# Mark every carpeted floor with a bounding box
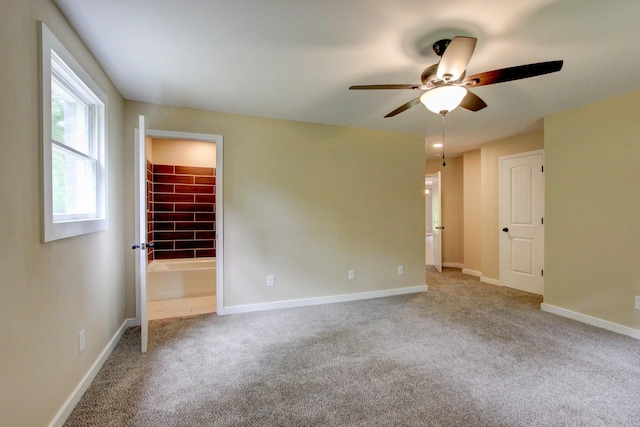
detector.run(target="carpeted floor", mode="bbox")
[65,268,640,426]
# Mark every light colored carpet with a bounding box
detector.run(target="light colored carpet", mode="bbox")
[65,268,640,426]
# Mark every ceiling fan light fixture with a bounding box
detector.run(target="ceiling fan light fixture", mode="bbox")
[420,86,468,114]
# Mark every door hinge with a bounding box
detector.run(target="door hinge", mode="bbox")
[541,217,544,225]
[541,165,544,173]
[541,269,544,277]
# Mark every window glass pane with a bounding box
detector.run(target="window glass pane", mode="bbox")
[52,144,97,219]
[51,78,91,156]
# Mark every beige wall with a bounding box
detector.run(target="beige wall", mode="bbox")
[462,149,482,273]
[479,130,544,281]
[150,139,216,167]
[545,90,640,331]
[0,1,127,426]
[426,156,464,265]
[125,101,426,309]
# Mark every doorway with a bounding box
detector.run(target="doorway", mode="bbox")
[425,177,433,265]
[134,118,223,353]
[146,138,217,320]
[425,172,442,272]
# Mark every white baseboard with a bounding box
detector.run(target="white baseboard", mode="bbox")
[541,303,640,340]
[49,318,137,427]
[218,285,428,315]
[480,276,500,286]
[443,262,464,269]
[441,266,501,286]
[462,269,481,277]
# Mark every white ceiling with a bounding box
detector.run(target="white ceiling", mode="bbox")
[53,0,640,158]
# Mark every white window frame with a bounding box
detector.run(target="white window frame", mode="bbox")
[40,22,108,242]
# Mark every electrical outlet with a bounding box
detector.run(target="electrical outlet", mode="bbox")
[635,296,640,310]
[267,275,275,287]
[348,270,355,280]
[397,265,404,275]
[78,330,85,352]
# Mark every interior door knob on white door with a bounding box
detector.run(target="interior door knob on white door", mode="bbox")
[502,227,509,232]
[131,242,154,250]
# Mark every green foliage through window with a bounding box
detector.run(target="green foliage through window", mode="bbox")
[51,92,65,143]
[52,151,65,214]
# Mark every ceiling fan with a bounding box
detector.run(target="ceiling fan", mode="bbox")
[349,36,563,117]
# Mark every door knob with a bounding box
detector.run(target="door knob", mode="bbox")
[502,227,509,232]
[131,243,149,250]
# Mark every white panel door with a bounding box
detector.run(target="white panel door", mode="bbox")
[499,151,544,295]
[133,115,149,353]
[432,172,442,273]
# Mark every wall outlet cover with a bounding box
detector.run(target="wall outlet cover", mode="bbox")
[635,295,640,310]
[78,329,86,352]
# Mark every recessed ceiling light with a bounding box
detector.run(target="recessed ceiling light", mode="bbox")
[433,143,443,148]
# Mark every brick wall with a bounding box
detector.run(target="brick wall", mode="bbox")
[147,163,216,260]
[146,160,154,261]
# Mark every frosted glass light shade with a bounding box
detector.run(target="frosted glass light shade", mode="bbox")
[420,86,468,114]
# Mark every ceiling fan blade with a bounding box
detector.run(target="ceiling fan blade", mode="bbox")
[459,90,487,112]
[463,60,563,87]
[384,96,422,118]
[437,36,477,81]
[349,84,427,90]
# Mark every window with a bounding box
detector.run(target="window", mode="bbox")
[40,22,108,241]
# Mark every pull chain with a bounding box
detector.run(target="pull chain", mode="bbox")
[441,113,446,167]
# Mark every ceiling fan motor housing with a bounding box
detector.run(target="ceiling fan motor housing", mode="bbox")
[432,39,451,57]
[420,64,439,85]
